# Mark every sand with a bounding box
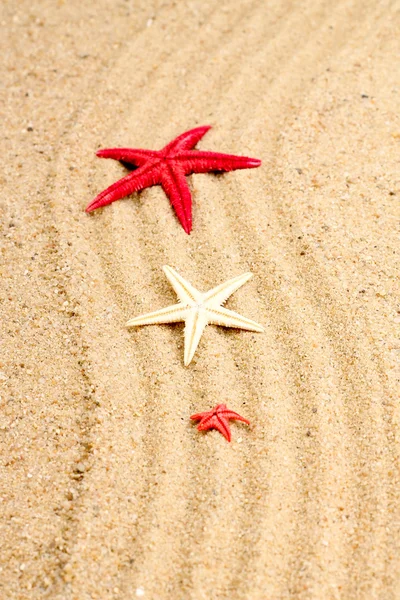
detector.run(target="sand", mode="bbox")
[1,0,399,598]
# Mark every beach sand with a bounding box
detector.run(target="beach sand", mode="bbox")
[1,1,399,598]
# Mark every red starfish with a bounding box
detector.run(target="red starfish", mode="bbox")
[190,403,250,442]
[86,125,261,234]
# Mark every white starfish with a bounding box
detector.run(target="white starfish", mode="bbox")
[127,266,264,366]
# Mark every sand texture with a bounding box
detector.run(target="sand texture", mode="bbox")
[1,0,399,598]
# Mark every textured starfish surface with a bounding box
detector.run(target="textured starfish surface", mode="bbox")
[86,125,261,233]
[127,266,264,366]
[190,403,250,442]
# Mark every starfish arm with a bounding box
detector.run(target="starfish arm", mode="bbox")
[203,272,253,306]
[214,416,232,441]
[126,303,188,327]
[163,266,201,305]
[160,164,193,234]
[176,150,261,174]
[96,148,160,166]
[221,410,250,425]
[190,410,212,422]
[163,125,211,154]
[184,310,208,366]
[86,164,160,212]
[206,305,264,332]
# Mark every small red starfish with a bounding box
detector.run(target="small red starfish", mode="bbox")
[86,125,261,234]
[190,403,250,442]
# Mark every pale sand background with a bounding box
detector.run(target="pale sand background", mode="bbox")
[1,1,399,598]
